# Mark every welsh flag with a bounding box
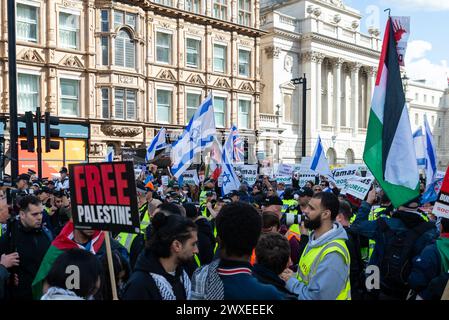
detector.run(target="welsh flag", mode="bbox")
[32,221,105,299]
[363,17,419,208]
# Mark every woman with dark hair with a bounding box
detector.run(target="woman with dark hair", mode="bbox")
[41,249,102,300]
[97,250,130,300]
[122,212,198,300]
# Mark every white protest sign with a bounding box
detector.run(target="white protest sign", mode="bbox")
[343,176,374,200]
[275,175,292,185]
[432,167,449,219]
[161,175,169,186]
[260,166,274,178]
[278,163,293,176]
[436,171,446,180]
[217,174,223,187]
[332,165,360,189]
[293,164,302,173]
[299,170,317,187]
[236,164,258,185]
[182,170,199,186]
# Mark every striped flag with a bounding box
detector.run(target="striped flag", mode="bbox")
[104,148,114,162]
[424,115,437,191]
[146,127,167,162]
[231,125,244,164]
[363,17,419,208]
[221,128,241,195]
[413,127,426,168]
[310,136,334,182]
[171,95,216,178]
[206,137,223,180]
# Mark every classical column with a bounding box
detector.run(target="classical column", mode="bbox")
[350,63,361,136]
[46,0,56,49]
[316,54,325,131]
[86,1,96,69]
[46,68,57,113]
[366,66,377,127]
[333,58,343,133]
[300,51,319,153]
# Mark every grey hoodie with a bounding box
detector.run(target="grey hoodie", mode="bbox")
[286,222,350,300]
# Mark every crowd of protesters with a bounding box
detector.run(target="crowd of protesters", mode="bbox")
[0,163,448,301]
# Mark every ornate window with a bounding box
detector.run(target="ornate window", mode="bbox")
[115,30,135,68]
[213,0,227,20]
[238,0,251,26]
[17,3,38,43]
[18,73,39,113]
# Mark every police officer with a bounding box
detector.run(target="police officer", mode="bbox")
[55,167,69,192]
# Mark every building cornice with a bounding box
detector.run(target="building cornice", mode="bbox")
[116,0,267,37]
[301,33,380,59]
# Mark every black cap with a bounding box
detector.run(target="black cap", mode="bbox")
[59,167,68,174]
[18,173,31,182]
[298,187,314,198]
[27,169,36,175]
[402,196,421,209]
[263,196,283,206]
[167,191,180,198]
[136,181,147,194]
[226,190,240,198]
[172,183,180,189]
[205,191,215,197]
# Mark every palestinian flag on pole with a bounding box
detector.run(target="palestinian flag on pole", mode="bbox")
[363,17,419,208]
[32,221,105,300]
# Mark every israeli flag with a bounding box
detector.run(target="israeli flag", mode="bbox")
[171,95,216,178]
[310,136,334,182]
[221,129,241,195]
[146,127,167,162]
[424,115,437,191]
[104,148,114,162]
[413,127,426,169]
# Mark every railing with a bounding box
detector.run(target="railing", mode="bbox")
[260,113,278,123]
[340,127,352,133]
[321,124,334,131]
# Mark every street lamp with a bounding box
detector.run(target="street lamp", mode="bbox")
[291,74,307,157]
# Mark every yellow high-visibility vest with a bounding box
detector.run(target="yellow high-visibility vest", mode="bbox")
[297,239,351,300]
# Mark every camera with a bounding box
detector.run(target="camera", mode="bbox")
[281,212,306,227]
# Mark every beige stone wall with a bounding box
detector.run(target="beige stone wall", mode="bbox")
[0,0,262,163]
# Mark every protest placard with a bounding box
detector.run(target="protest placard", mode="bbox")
[332,165,360,189]
[298,170,317,187]
[161,175,169,186]
[236,164,258,185]
[343,176,374,200]
[275,175,292,185]
[260,166,274,178]
[69,161,140,300]
[69,161,140,234]
[432,167,449,219]
[278,163,293,176]
[182,169,199,186]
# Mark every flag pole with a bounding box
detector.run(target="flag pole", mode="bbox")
[104,231,118,300]
[441,279,449,300]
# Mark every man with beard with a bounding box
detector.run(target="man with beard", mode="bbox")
[122,213,198,300]
[280,192,351,300]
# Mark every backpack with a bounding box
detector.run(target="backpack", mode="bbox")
[377,218,435,298]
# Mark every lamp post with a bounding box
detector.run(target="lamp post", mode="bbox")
[291,74,307,157]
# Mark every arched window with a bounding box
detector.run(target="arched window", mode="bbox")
[115,29,135,68]
[345,149,354,164]
[326,148,337,166]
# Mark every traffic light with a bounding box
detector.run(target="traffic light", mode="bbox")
[44,112,60,152]
[19,111,35,152]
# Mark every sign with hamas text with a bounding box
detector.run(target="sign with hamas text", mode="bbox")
[235,164,258,185]
[69,162,140,234]
[343,176,374,200]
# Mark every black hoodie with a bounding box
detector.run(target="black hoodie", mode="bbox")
[121,249,188,300]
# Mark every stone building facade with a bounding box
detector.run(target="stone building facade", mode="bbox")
[0,0,263,175]
[258,0,449,170]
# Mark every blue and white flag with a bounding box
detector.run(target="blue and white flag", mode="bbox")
[146,127,167,162]
[310,136,334,182]
[413,127,426,169]
[104,148,114,162]
[424,115,437,191]
[230,125,244,164]
[171,95,216,179]
[221,129,241,195]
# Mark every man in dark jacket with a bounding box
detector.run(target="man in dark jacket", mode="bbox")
[0,195,52,300]
[351,188,438,299]
[408,217,449,299]
[253,233,297,299]
[122,213,198,300]
[183,203,215,266]
[336,200,366,300]
[191,202,284,300]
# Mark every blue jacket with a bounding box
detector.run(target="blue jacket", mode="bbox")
[408,242,441,297]
[350,201,439,268]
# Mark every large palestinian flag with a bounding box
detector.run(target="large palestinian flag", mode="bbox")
[31,221,105,300]
[363,17,420,208]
